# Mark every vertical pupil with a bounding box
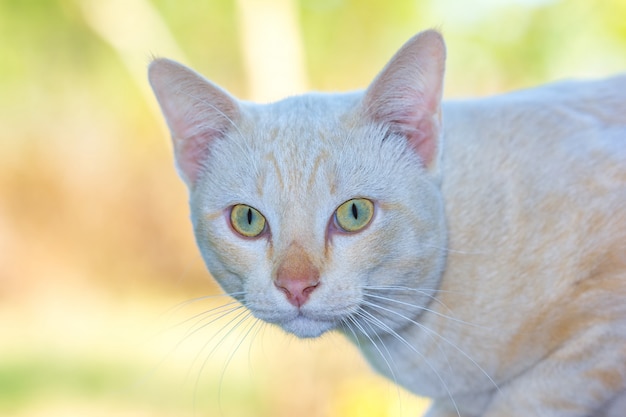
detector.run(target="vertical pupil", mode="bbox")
[351,203,358,219]
[247,208,252,224]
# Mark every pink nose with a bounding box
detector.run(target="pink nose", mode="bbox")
[274,277,319,308]
[274,246,320,308]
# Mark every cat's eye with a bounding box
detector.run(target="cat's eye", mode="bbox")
[335,198,374,233]
[230,204,266,237]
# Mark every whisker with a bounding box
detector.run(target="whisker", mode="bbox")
[339,317,363,351]
[159,291,246,319]
[421,244,488,255]
[191,309,255,414]
[363,291,488,330]
[132,300,244,396]
[356,313,400,377]
[355,307,461,417]
[352,312,408,409]
[220,316,261,383]
[361,299,502,397]
[363,284,470,316]
[364,284,471,295]
[161,300,244,336]
[216,315,261,416]
[345,314,400,391]
[180,303,247,347]
[186,307,251,383]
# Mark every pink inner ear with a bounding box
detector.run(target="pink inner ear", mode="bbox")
[409,116,438,166]
[174,133,213,185]
[169,105,235,185]
[362,30,445,169]
[371,91,441,167]
[148,58,240,187]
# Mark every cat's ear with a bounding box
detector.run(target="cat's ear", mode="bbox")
[148,58,240,187]
[362,30,446,170]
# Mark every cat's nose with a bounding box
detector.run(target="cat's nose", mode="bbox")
[274,246,320,308]
[274,276,319,308]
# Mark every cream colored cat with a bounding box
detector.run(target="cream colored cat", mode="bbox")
[148,30,626,417]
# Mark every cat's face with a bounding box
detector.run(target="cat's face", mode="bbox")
[190,95,446,337]
[149,30,448,339]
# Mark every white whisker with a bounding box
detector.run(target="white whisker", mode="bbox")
[154,292,245,329]
[164,300,244,336]
[355,307,461,417]
[421,244,488,255]
[363,284,469,316]
[138,302,244,390]
[216,316,262,416]
[187,308,251,382]
[352,312,408,409]
[361,298,502,397]
[363,284,471,295]
[363,291,488,330]
[346,314,401,390]
[192,309,255,414]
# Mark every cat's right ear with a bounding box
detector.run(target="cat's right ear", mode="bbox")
[148,58,240,187]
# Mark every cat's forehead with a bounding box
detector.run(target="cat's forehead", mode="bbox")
[244,92,362,144]
[244,103,349,203]
[198,91,418,214]
[234,94,362,188]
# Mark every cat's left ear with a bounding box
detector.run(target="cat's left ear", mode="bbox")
[362,30,446,172]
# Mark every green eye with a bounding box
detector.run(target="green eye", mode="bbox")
[230,204,266,237]
[335,198,374,233]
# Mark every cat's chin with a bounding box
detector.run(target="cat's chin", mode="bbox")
[278,314,337,339]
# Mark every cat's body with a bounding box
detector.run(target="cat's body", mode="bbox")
[378,79,626,416]
[148,31,626,416]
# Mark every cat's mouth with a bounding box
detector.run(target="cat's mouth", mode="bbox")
[280,312,337,338]
[248,294,360,338]
[253,308,339,338]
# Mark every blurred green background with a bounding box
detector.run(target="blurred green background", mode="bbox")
[1,0,625,416]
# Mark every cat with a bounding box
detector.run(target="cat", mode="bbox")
[147,30,626,417]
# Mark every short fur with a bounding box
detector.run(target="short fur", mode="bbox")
[148,30,626,416]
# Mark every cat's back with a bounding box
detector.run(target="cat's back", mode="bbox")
[441,74,626,203]
[440,73,626,317]
[442,73,626,148]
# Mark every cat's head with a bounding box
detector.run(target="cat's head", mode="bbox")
[148,30,448,338]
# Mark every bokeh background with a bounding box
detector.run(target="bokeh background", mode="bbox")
[1,0,625,416]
